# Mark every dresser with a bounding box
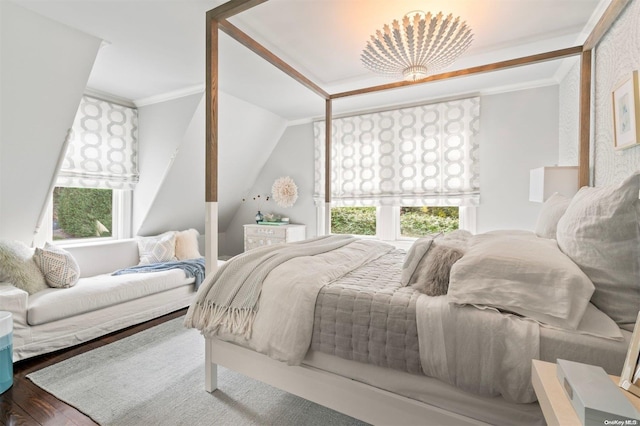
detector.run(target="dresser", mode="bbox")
[243,224,306,251]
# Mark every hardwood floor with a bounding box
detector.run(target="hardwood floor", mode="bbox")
[0,308,188,426]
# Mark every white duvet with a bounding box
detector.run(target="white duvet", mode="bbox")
[209,238,543,403]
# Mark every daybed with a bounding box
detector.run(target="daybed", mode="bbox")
[186,172,640,425]
[0,233,213,361]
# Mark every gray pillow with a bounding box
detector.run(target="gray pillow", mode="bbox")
[400,235,439,286]
[535,193,571,239]
[0,240,49,294]
[411,242,465,296]
[556,171,640,331]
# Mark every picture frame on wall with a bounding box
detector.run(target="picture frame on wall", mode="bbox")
[619,312,640,398]
[612,71,640,150]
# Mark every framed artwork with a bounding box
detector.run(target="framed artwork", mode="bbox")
[619,312,640,397]
[612,71,640,150]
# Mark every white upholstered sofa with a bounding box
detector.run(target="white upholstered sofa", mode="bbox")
[0,238,215,361]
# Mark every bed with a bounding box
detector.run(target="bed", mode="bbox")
[185,171,640,425]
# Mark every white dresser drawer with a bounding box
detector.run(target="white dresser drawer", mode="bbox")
[243,224,306,252]
[245,226,287,239]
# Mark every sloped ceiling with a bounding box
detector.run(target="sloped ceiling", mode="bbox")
[0,1,101,243]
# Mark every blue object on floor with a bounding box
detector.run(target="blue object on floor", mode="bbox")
[0,311,13,394]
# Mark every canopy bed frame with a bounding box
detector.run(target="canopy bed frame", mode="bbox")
[201,1,631,424]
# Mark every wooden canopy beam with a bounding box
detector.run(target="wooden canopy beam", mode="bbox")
[207,0,268,21]
[583,0,631,51]
[218,19,329,99]
[331,46,583,99]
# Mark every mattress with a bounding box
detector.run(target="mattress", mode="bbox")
[304,327,631,426]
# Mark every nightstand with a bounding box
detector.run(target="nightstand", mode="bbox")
[532,360,640,426]
[243,224,306,251]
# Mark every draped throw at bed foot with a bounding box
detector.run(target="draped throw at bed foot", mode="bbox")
[184,235,358,338]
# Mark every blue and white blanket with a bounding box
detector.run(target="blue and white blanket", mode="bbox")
[113,258,206,290]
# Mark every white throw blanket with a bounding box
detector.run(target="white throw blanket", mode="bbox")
[416,295,540,403]
[185,235,357,338]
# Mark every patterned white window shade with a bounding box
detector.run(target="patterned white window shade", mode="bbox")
[314,97,480,206]
[56,96,139,190]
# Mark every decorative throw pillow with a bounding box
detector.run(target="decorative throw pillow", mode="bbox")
[448,232,595,330]
[400,235,439,286]
[411,242,465,296]
[137,232,177,265]
[34,242,80,288]
[0,240,48,294]
[534,193,571,239]
[175,229,201,260]
[556,171,640,331]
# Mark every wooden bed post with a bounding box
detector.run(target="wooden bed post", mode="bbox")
[205,11,219,277]
[324,99,332,235]
[578,50,592,188]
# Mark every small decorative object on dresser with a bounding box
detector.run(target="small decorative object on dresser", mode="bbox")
[254,211,264,224]
[243,224,306,251]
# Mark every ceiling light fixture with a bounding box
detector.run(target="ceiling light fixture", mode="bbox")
[361,11,473,82]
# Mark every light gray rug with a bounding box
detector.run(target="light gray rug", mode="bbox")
[27,317,367,426]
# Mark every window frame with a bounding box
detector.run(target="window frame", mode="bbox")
[36,188,132,246]
[319,204,476,243]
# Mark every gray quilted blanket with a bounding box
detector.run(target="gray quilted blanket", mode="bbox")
[311,249,422,374]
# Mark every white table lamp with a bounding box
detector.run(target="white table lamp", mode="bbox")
[529,166,579,202]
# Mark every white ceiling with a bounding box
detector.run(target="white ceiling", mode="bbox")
[13,0,607,120]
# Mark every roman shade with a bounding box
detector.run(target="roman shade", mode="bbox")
[314,97,480,206]
[56,96,139,190]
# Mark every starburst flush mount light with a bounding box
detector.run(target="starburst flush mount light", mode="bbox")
[361,11,473,82]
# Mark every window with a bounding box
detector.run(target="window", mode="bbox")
[331,207,376,236]
[43,95,138,244]
[314,97,480,239]
[329,205,466,240]
[53,187,113,240]
[399,206,459,237]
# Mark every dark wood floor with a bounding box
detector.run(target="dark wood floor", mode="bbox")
[0,308,187,426]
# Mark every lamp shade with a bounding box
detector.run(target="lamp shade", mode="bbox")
[529,166,579,202]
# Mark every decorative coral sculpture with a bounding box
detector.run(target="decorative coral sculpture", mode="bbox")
[272,176,298,208]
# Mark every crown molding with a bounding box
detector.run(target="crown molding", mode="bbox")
[133,85,205,107]
[84,88,136,108]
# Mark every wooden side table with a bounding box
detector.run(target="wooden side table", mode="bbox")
[532,359,640,426]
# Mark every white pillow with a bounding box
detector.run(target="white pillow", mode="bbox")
[556,171,640,331]
[535,193,571,239]
[137,232,177,265]
[0,240,48,294]
[175,229,201,260]
[34,242,80,288]
[448,232,594,330]
[400,236,437,286]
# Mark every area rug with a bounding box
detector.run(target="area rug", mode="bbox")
[27,317,367,426]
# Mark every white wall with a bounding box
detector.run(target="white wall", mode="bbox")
[592,0,640,185]
[134,90,287,242]
[558,58,580,166]
[0,1,101,243]
[137,95,206,236]
[134,93,203,235]
[223,123,316,256]
[476,85,560,233]
[217,92,287,232]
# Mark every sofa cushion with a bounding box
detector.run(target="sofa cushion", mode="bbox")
[137,232,177,265]
[27,269,194,326]
[0,240,48,294]
[175,229,201,260]
[34,243,80,288]
[64,240,139,278]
